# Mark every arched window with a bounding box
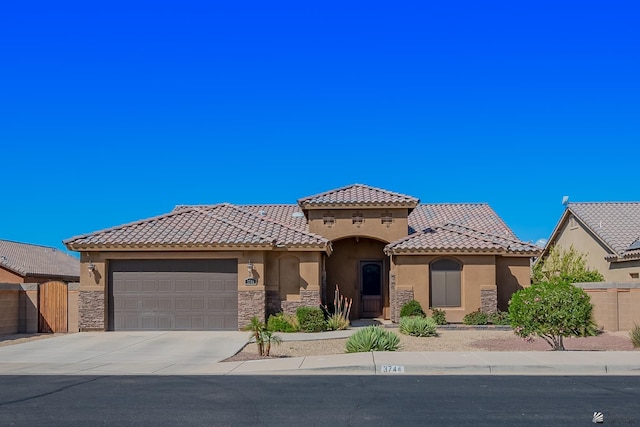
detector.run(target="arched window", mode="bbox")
[430,258,461,307]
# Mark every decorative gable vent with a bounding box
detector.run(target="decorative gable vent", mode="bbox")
[323,213,335,226]
[352,213,364,226]
[381,213,393,226]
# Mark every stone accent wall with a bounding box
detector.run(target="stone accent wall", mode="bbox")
[238,290,266,329]
[281,289,321,315]
[389,272,415,323]
[394,288,415,323]
[266,290,281,318]
[79,290,105,331]
[389,271,397,321]
[480,287,497,314]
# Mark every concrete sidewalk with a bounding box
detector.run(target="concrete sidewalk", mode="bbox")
[0,330,638,375]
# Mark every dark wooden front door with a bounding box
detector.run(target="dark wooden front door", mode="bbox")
[360,261,383,318]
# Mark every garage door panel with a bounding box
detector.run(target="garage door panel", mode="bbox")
[110,260,238,331]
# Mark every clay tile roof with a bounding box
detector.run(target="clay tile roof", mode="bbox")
[65,204,330,251]
[298,184,419,208]
[0,239,80,279]
[567,202,640,261]
[408,203,516,237]
[385,224,541,255]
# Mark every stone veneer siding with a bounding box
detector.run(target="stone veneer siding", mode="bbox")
[390,271,415,323]
[281,289,321,316]
[480,287,497,314]
[238,290,266,329]
[79,290,105,331]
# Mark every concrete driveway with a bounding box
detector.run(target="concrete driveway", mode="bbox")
[0,331,249,375]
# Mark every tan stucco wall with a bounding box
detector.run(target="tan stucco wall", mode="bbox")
[552,214,640,282]
[265,251,322,301]
[392,254,515,323]
[577,284,640,331]
[496,257,531,310]
[0,267,24,283]
[0,288,20,333]
[307,208,409,243]
[325,237,388,319]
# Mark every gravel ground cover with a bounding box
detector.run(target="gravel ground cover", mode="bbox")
[224,329,636,362]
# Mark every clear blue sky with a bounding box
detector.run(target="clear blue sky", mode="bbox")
[2,1,639,255]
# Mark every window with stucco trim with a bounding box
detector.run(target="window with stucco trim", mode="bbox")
[430,258,461,307]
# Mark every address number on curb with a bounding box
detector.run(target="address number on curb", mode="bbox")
[381,365,405,374]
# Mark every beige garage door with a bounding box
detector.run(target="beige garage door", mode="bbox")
[108,259,238,331]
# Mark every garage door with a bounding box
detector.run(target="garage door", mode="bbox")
[108,259,238,331]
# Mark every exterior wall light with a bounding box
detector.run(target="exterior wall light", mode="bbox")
[87,263,96,277]
[247,260,254,278]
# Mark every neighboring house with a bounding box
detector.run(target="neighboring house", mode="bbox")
[541,202,640,282]
[0,239,80,283]
[64,184,540,332]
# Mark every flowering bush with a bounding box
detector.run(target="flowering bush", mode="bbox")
[508,279,597,350]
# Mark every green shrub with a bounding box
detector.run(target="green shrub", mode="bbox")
[463,309,489,325]
[630,324,640,348]
[267,312,299,332]
[509,279,597,350]
[296,306,327,332]
[489,310,510,325]
[400,300,426,318]
[431,308,448,325]
[399,316,437,337]
[345,326,401,353]
[326,313,350,331]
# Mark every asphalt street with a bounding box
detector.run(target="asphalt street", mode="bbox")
[0,375,638,426]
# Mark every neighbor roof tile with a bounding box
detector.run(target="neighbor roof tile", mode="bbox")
[568,202,640,260]
[0,239,80,279]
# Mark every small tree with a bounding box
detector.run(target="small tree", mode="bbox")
[533,245,604,284]
[242,316,282,357]
[509,279,597,350]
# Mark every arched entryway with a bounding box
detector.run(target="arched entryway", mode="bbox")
[324,237,389,319]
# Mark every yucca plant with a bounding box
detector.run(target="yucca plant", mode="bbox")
[323,284,351,330]
[630,324,640,348]
[399,316,437,337]
[345,326,401,353]
[326,313,350,331]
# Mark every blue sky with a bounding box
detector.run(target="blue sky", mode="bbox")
[2,1,639,255]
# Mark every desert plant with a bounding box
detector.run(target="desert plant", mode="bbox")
[489,310,510,325]
[259,330,282,356]
[509,279,598,350]
[322,285,351,330]
[399,316,437,337]
[431,308,448,325]
[267,312,299,332]
[296,306,327,332]
[345,326,401,353]
[463,309,489,325]
[630,324,640,348]
[242,316,282,356]
[326,313,350,331]
[400,300,426,318]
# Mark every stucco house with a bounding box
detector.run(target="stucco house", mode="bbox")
[540,202,640,331]
[541,202,640,282]
[64,184,540,331]
[0,239,80,284]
